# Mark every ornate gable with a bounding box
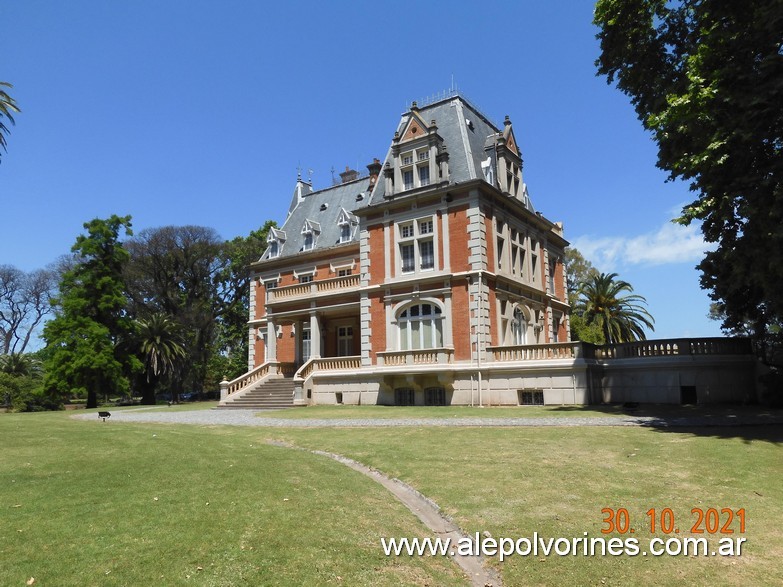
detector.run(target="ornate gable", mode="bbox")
[399,110,429,143]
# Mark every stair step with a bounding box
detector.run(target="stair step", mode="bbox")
[218,376,296,410]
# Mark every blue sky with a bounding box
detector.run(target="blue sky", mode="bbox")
[1,0,722,339]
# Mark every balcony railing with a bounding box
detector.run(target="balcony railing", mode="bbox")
[294,356,363,381]
[488,338,752,363]
[488,342,585,362]
[268,274,360,302]
[593,337,753,359]
[377,348,454,366]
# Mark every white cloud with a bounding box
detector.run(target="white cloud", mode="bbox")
[571,220,714,272]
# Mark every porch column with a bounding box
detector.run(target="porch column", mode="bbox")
[266,319,277,362]
[310,311,322,359]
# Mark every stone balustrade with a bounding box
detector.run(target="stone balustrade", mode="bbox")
[593,337,752,360]
[488,342,584,362]
[267,274,360,302]
[487,337,752,363]
[377,348,454,366]
[294,356,363,381]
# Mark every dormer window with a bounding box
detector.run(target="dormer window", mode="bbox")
[301,219,321,252]
[399,147,434,192]
[266,228,287,259]
[337,208,358,244]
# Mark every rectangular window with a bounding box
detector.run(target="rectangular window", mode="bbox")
[337,267,352,277]
[303,232,314,251]
[403,169,414,190]
[418,165,430,186]
[419,240,434,270]
[519,390,544,406]
[299,274,313,284]
[394,388,415,406]
[401,244,415,273]
[337,326,353,356]
[424,387,446,406]
[417,150,430,161]
[340,223,352,243]
[264,280,277,290]
[402,153,413,165]
[400,223,414,239]
[418,219,433,234]
[269,241,279,258]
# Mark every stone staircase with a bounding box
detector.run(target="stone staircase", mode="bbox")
[216,377,296,410]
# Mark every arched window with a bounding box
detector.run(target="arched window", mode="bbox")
[398,302,444,350]
[511,307,527,345]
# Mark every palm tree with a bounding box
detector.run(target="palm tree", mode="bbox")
[576,272,655,344]
[137,313,186,404]
[0,82,21,161]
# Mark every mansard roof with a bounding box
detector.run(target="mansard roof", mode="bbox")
[260,175,371,261]
[363,94,533,209]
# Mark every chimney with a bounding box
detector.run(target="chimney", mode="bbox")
[366,158,382,187]
[339,165,359,184]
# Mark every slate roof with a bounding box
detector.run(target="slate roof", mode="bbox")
[260,94,535,261]
[362,94,534,211]
[260,176,371,261]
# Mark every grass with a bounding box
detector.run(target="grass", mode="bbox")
[0,411,462,586]
[263,404,629,419]
[3,407,781,586]
[261,403,778,421]
[270,423,783,586]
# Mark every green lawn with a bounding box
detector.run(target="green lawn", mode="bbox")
[2,409,781,586]
[271,423,783,586]
[263,404,629,419]
[0,411,462,587]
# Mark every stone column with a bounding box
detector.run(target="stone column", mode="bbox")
[266,320,277,362]
[310,312,321,359]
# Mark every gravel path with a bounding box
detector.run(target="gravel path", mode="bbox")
[72,409,783,428]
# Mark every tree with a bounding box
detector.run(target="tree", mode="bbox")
[0,82,20,162]
[135,313,186,405]
[576,272,655,344]
[564,248,605,344]
[0,265,57,354]
[594,1,783,354]
[124,225,228,400]
[43,215,140,408]
[214,221,277,381]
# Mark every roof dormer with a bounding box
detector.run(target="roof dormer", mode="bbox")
[265,228,287,259]
[300,219,321,252]
[337,207,359,243]
[385,102,448,197]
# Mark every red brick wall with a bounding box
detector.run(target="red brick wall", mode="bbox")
[368,223,386,285]
[369,290,386,362]
[451,279,472,360]
[448,206,470,273]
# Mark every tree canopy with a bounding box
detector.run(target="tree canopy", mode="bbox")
[594,0,783,356]
[0,82,20,162]
[576,271,655,344]
[43,215,141,408]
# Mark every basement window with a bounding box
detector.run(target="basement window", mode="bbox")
[518,390,544,406]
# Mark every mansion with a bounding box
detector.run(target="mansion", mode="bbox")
[219,93,755,408]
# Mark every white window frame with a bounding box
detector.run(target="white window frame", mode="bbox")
[400,147,432,191]
[397,216,437,275]
[396,302,444,351]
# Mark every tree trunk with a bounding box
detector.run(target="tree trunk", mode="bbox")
[86,390,97,409]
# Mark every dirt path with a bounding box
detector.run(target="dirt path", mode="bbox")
[268,440,501,587]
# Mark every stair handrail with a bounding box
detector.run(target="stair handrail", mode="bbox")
[221,361,278,397]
